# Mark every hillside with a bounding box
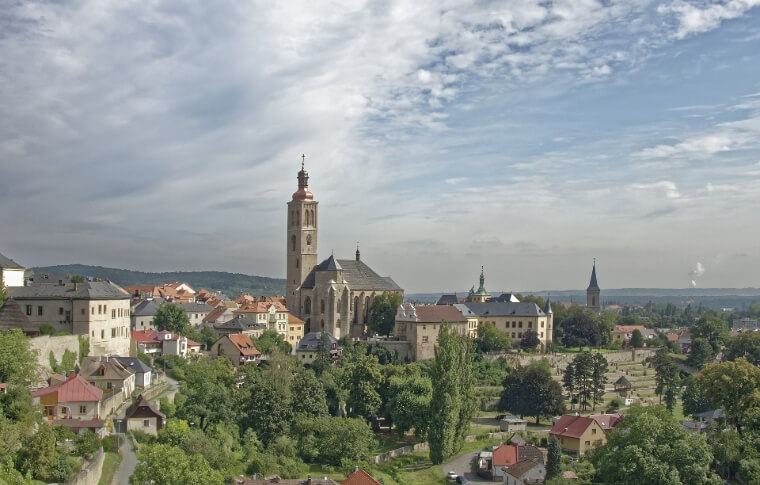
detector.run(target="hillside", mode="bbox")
[31,264,286,297]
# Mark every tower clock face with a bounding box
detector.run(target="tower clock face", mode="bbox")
[306,234,312,246]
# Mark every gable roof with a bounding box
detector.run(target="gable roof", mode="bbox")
[204,306,230,323]
[288,314,305,326]
[301,257,402,291]
[125,394,165,421]
[114,357,152,374]
[235,301,288,314]
[79,356,134,381]
[504,459,542,479]
[132,298,165,317]
[32,374,102,402]
[463,302,546,318]
[549,415,598,439]
[214,315,267,332]
[341,468,381,485]
[297,332,338,352]
[493,444,519,467]
[399,304,467,324]
[589,413,624,430]
[614,376,632,388]
[436,294,458,305]
[9,280,129,300]
[227,334,261,356]
[0,298,33,330]
[0,252,23,269]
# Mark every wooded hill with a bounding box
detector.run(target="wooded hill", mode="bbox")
[32,264,286,297]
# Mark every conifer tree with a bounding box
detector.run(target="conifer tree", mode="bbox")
[591,353,609,410]
[546,436,562,480]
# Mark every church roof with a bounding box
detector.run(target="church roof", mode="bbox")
[463,302,546,317]
[301,257,401,291]
[436,294,458,305]
[588,264,600,291]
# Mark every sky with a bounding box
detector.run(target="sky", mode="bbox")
[1,0,760,293]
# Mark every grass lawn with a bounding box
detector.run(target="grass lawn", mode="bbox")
[98,452,122,485]
[375,433,419,453]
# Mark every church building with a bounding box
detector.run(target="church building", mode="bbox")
[587,261,601,314]
[285,159,403,338]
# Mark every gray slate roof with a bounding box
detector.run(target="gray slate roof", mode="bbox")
[463,302,546,317]
[214,315,267,332]
[452,303,477,317]
[114,357,152,374]
[0,252,23,269]
[132,298,165,316]
[8,280,130,300]
[178,302,213,313]
[436,294,458,305]
[300,256,402,291]
[297,331,338,352]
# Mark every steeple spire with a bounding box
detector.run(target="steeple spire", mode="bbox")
[588,260,599,290]
[292,155,313,201]
[356,242,360,261]
[478,266,486,292]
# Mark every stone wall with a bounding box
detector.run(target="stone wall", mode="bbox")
[66,447,104,485]
[30,334,81,375]
[370,431,514,464]
[486,348,660,372]
[368,339,413,362]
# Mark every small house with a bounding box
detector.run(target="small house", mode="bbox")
[125,394,165,436]
[211,333,261,367]
[549,415,607,456]
[115,357,153,388]
[503,459,545,485]
[499,415,528,432]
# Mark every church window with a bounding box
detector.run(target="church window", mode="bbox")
[291,235,296,251]
[320,300,325,313]
[320,319,324,329]
[306,210,311,226]
[304,297,311,314]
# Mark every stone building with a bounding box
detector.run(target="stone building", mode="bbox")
[394,304,472,361]
[285,160,403,338]
[587,261,601,314]
[8,277,131,356]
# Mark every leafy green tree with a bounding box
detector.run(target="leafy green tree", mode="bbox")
[291,370,328,418]
[16,423,58,482]
[655,354,680,411]
[696,358,760,434]
[688,338,716,369]
[499,363,565,424]
[240,369,292,446]
[725,331,760,366]
[346,354,384,420]
[70,275,85,283]
[158,419,191,447]
[681,375,714,418]
[178,358,237,431]
[692,315,729,353]
[546,436,562,480]
[0,286,6,308]
[630,329,644,348]
[74,430,101,459]
[154,303,190,334]
[311,331,333,375]
[475,322,511,353]
[386,372,432,439]
[290,415,377,466]
[570,352,594,411]
[520,329,540,350]
[563,361,576,408]
[185,327,219,351]
[369,292,403,336]
[561,307,601,348]
[131,444,224,485]
[591,353,609,410]
[707,427,742,480]
[428,325,476,464]
[253,330,292,355]
[0,329,39,386]
[590,405,721,485]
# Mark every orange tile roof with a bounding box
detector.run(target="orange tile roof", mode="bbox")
[493,444,519,467]
[549,415,597,439]
[235,301,288,314]
[614,325,646,333]
[228,334,261,356]
[589,413,624,430]
[204,306,229,323]
[341,468,381,485]
[288,314,305,325]
[131,329,159,343]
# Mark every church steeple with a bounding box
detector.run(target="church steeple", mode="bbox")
[287,155,318,320]
[478,266,486,293]
[586,259,601,314]
[356,242,360,261]
[292,154,313,201]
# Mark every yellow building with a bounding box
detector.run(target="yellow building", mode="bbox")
[463,300,553,348]
[287,314,306,354]
[549,415,606,456]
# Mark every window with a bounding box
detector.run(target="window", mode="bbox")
[79,405,87,414]
[320,300,325,313]
[59,307,64,315]
[107,382,112,389]
[585,441,591,446]
[25,305,32,316]
[104,305,107,313]
[91,307,94,315]
[98,305,102,314]
[512,322,516,328]
[541,321,544,328]
[101,330,104,339]
[540,332,544,338]
[518,332,522,338]
[37,306,43,316]
[112,328,116,337]
[144,419,150,427]
[82,309,85,315]
[112,310,116,318]
[511,332,515,338]
[422,336,429,343]
[291,235,296,252]
[528,322,532,328]
[592,428,597,435]
[518,321,523,328]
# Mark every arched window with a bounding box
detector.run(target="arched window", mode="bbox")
[321,299,325,313]
[296,258,299,269]
[304,297,311,314]
[320,319,325,330]
[353,297,359,323]
[291,235,296,252]
[306,210,311,226]
[297,211,300,225]
[311,209,316,227]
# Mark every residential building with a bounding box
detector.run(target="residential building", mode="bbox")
[296,331,341,365]
[0,251,25,287]
[203,305,235,325]
[8,277,131,355]
[342,467,381,485]
[31,374,105,436]
[735,317,759,330]
[130,329,200,357]
[79,356,136,399]
[131,298,165,331]
[234,300,289,337]
[491,444,544,480]
[589,413,624,431]
[213,315,267,338]
[179,302,212,328]
[549,415,607,456]
[125,395,165,436]
[210,333,261,367]
[285,161,403,338]
[503,459,545,485]
[394,304,470,361]
[461,300,554,348]
[114,357,153,388]
[287,314,306,353]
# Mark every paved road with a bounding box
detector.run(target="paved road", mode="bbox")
[443,451,496,484]
[112,376,179,484]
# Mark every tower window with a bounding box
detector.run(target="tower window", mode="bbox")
[296,258,299,269]
[291,235,296,252]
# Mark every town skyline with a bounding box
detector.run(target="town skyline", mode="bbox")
[2,1,760,292]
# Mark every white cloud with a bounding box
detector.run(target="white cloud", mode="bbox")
[660,0,760,39]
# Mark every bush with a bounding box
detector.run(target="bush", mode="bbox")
[132,430,156,445]
[74,431,101,459]
[102,435,119,453]
[40,324,56,336]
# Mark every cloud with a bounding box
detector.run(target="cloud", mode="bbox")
[630,181,682,200]
[660,0,760,39]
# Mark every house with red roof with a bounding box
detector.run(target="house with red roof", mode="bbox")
[549,415,607,456]
[31,374,105,436]
[394,304,473,361]
[210,333,261,367]
[490,443,545,480]
[131,329,201,357]
[234,300,290,337]
[341,467,381,485]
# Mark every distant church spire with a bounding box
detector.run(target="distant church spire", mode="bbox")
[588,259,600,290]
[356,242,360,261]
[478,266,486,293]
[586,259,601,314]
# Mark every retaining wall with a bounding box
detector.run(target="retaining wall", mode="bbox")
[370,431,515,464]
[30,334,81,376]
[66,448,104,485]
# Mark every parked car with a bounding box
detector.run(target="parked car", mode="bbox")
[456,477,469,484]
[446,471,458,480]
[495,414,506,420]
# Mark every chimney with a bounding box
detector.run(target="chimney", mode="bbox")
[354,466,359,473]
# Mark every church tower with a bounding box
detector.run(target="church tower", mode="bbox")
[286,157,318,314]
[586,260,601,314]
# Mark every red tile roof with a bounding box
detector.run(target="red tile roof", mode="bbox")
[204,306,229,323]
[493,444,519,467]
[549,415,597,439]
[235,301,288,314]
[614,325,646,333]
[228,334,261,356]
[341,468,381,485]
[589,413,624,431]
[131,329,159,343]
[288,314,305,325]
[32,374,102,402]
